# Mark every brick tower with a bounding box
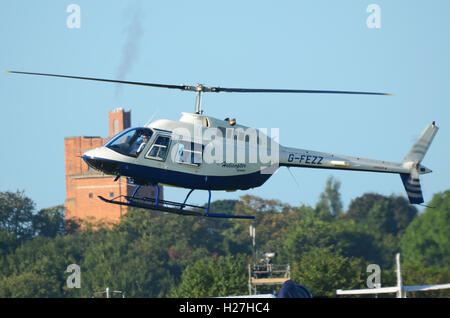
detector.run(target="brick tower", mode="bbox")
[64,109,161,225]
[109,108,131,136]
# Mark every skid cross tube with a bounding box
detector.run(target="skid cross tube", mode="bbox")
[181,189,212,216]
[131,185,141,199]
[181,189,196,210]
[206,190,211,215]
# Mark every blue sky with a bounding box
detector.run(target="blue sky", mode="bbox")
[0,1,449,211]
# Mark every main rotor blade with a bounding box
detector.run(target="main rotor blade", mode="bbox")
[4,70,188,91]
[4,70,392,96]
[215,87,392,96]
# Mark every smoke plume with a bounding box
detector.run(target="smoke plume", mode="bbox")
[116,1,144,97]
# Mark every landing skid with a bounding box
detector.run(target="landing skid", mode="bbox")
[98,186,254,219]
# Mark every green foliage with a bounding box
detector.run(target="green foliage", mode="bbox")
[278,214,382,266]
[0,190,35,239]
[170,254,248,297]
[401,262,450,298]
[343,193,418,267]
[0,233,93,297]
[400,190,450,267]
[32,205,66,237]
[315,176,343,219]
[209,199,239,214]
[291,247,366,297]
[344,193,417,237]
[0,186,448,298]
[0,272,60,298]
[0,230,18,257]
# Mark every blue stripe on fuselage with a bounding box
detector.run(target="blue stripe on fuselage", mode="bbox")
[82,155,272,190]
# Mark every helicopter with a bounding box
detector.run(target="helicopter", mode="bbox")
[4,70,439,219]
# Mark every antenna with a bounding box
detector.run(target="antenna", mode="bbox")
[145,108,159,126]
[287,167,301,192]
[249,225,256,266]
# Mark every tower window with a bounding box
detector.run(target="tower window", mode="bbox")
[113,119,119,135]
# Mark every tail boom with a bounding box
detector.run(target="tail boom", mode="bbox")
[279,121,438,205]
[279,147,408,175]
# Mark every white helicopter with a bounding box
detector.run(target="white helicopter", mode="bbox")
[5,70,439,219]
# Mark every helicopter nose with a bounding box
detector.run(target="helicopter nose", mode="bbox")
[82,150,100,169]
[82,149,121,175]
[83,149,95,158]
[82,148,98,164]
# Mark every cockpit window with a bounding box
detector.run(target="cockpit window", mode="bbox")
[105,128,153,157]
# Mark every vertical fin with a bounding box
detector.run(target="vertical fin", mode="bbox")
[400,121,438,205]
[403,121,439,164]
[400,173,423,204]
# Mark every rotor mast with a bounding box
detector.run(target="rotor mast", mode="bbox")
[192,83,219,114]
[195,84,203,114]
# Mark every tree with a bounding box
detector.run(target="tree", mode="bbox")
[343,193,418,267]
[0,230,18,261]
[291,247,365,297]
[345,193,417,237]
[32,205,66,237]
[401,262,450,298]
[0,188,445,298]
[171,254,248,297]
[315,176,343,219]
[0,233,92,297]
[280,217,339,262]
[400,190,450,267]
[0,272,60,298]
[278,214,382,266]
[169,258,214,297]
[208,199,239,214]
[0,190,35,239]
[222,195,302,259]
[80,229,177,298]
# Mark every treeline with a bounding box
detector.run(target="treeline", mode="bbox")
[0,178,449,297]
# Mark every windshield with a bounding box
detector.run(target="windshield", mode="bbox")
[105,127,153,157]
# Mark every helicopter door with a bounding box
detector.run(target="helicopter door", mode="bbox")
[145,135,171,161]
[175,141,203,167]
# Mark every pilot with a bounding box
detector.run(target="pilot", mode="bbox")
[135,134,149,155]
